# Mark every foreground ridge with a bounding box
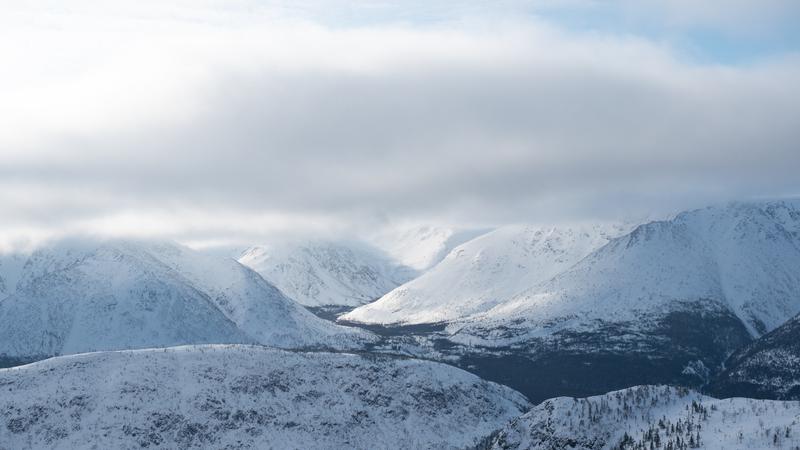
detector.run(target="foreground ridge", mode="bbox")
[488,385,800,450]
[0,345,529,449]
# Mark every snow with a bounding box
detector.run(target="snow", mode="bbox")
[0,238,371,361]
[238,240,410,308]
[367,224,490,273]
[342,223,630,325]
[450,200,800,346]
[489,385,800,449]
[0,345,530,449]
[0,251,27,297]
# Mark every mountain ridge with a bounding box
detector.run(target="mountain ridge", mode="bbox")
[710,311,800,400]
[238,240,410,310]
[0,344,529,449]
[488,385,800,450]
[0,238,370,364]
[342,223,631,326]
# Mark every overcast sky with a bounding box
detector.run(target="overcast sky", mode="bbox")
[1,1,799,250]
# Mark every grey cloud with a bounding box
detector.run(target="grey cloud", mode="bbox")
[9,59,800,224]
[1,13,799,245]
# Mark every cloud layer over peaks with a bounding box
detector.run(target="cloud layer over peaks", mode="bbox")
[1,2,799,249]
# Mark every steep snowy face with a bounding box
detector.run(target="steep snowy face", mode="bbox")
[712,312,800,400]
[685,200,800,334]
[134,241,370,348]
[0,252,26,297]
[455,200,800,343]
[0,239,369,361]
[341,223,629,325]
[0,241,249,360]
[489,385,800,450]
[0,345,530,449]
[368,225,490,273]
[238,241,408,309]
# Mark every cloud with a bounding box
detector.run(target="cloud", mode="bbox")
[1,2,799,248]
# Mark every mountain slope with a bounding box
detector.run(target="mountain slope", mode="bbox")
[488,385,800,450]
[137,241,369,347]
[0,345,529,449]
[0,252,27,298]
[366,201,800,402]
[368,225,490,273]
[0,239,368,363]
[453,200,800,343]
[238,240,409,309]
[342,224,629,325]
[711,312,800,400]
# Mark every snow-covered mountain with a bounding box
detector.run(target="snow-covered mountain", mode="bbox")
[0,345,529,449]
[453,200,800,343]
[711,312,800,401]
[0,239,369,363]
[353,201,800,402]
[368,224,490,273]
[430,201,800,401]
[238,240,410,310]
[342,224,629,325]
[0,252,26,298]
[488,385,800,450]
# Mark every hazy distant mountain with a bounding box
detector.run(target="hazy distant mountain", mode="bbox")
[0,252,26,298]
[488,385,799,450]
[0,239,369,364]
[368,225,490,273]
[342,223,630,325]
[238,240,410,310]
[0,345,529,449]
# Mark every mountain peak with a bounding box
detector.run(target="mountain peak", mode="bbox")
[0,238,370,363]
